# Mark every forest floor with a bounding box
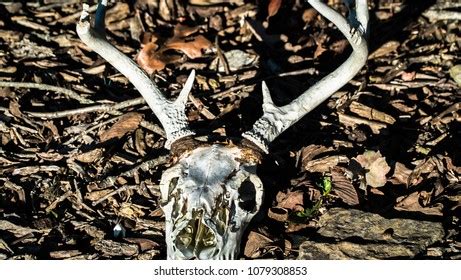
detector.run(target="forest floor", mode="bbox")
[0,0,460,259]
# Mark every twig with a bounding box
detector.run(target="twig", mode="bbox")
[63,115,123,145]
[0,81,94,104]
[97,155,169,190]
[215,37,230,75]
[277,68,317,77]
[92,185,139,206]
[423,10,461,21]
[26,97,146,119]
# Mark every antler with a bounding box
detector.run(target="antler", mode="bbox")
[76,0,194,148]
[243,0,369,153]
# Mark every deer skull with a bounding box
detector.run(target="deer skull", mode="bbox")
[77,0,369,259]
[160,144,263,259]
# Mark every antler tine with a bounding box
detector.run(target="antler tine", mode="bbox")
[77,0,195,149]
[242,0,369,153]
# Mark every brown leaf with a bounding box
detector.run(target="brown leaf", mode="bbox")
[302,8,318,24]
[124,237,159,252]
[300,144,334,163]
[394,192,443,216]
[389,162,412,185]
[136,42,169,74]
[165,35,213,59]
[401,71,416,81]
[85,189,113,202]
[331,167,359,206]
[118,202,145,219]
[137,25,212,73]
[267,0,282,19]
[408,158,437,187]
[100,113,143,142]
[74,148,104,163]
[368,40,400,59]
[304,155,348,173]
[0,220,41,238]
[244,231,273,258]
[8,100,22,118]
[267,207,289,222]
[3,180,26,204]
[276,189,304,211]
[353,150,391,188]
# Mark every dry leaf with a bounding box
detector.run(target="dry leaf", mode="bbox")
[353,150,391,188]
[401,71,416,81]
[8,100,22,118]
[304,155,348,173]
[165,35,213,59]
[276,189,304,211]
[394,192,443,216]
[267,0,282,19]
[302,8,318,23]
[74,148,104,163]
[267,207,289,222]
[118,202,145,219]
[331,167,359,206]
[368,40,400,59]
[137,24,213,73]
[137,42,170,74]
[100,113,143,142]
[300,144,334,163]
[244,231,273,258]
[124,237,159,252]
[389,162,412,185]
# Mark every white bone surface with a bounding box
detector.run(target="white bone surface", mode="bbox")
[160,145,263,259]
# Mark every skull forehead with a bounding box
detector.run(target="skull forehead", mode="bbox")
[182,145,242,186]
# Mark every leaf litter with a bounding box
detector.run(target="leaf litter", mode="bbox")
[0,0,460,259]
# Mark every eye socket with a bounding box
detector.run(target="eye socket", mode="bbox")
[238,179,257,212]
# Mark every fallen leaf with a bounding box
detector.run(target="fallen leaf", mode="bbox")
[74,148,104,163]
[449,65,461,86]
[300,144,334,163]
[368,40,400,59]
[136,42,168,73]
[0,220,41,238]
[276,189,304,211]
[244,231,273,258]
[353,150,391,188]
[267,207,289,222]
[394,192,443,216]
[389,162,412,186]
[331,167,359,206]
[401,71,416,81]
[302,8,318,24]
[118,202,145,219]
[100,112,143,142]
[304,155,348,173]
[8,100,22,118]
[124,237,159,252]
[137,24,213,73]
[267,0,282,19]
[165,35,214,59]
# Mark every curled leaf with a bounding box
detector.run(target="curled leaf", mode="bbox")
[100,113,143,142]
[352,150,391,188]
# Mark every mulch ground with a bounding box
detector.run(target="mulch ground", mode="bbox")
[0,0,460,259]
